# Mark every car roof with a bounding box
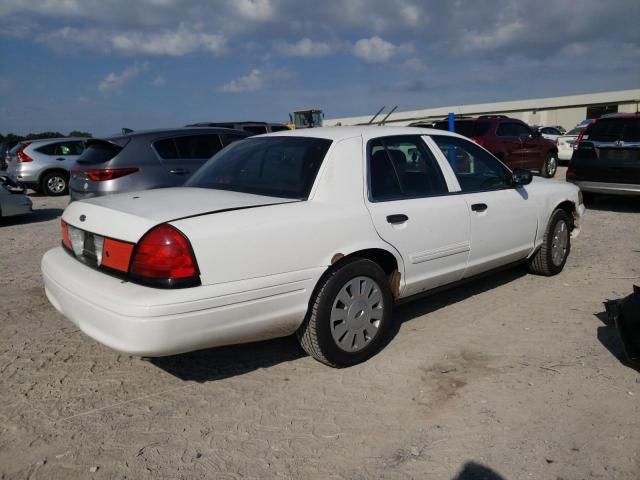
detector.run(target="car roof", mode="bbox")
[258,125,465,142]
[102,127,250,142]
[23,137,90,145]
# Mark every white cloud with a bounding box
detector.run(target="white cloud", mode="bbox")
[151,75,166,87]
[98,62,149,93]
[275,38,331,57]
[232,0,275,21]
[352,36,396,63]
[111,24,225,56]
[219,69,263,93]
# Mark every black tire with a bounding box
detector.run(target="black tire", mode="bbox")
[297,257,394,367]
[528,208,571,276]
[41,171,68,196]
[541,152,558,178]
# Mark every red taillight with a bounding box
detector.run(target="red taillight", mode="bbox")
[84,168,139,182]
[17,144,33,163]
[61,219,72,249]
[129,224,200,287]
[566,167,576,179]
[470,137,486,147]
[574,120,595,148]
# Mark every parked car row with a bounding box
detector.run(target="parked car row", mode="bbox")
[3,122,289,198]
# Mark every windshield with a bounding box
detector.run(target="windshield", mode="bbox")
[185,136,332,199]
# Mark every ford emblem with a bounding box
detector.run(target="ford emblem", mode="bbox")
[79,214,86,222]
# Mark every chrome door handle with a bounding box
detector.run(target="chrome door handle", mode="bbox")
[169,168,190,175]
[386,214,409,224]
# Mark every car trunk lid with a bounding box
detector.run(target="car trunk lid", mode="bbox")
[62,187,297,243]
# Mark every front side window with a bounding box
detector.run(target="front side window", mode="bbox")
[431,135,511,192]
[368,135,448,201]
[185,136,331,199]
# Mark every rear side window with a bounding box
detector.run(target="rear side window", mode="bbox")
[434,121,490,138]
[77,141,123,164]
[368,136,448,201]
[186,136,331,199]
[35,141,84,155]
[586,118,640,142]
[243,125,268,135]
[155,134,223,160]
[220,133,248,146]
[175,134,223,158]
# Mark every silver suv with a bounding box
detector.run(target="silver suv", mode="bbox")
[69,127,250,202]
[6,137,88,196]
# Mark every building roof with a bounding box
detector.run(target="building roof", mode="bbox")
[325,89,640,126]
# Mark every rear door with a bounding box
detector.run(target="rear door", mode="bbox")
[430,135,538,277]
[365,135,470,297]
[495,122,525,168]
[155,134,224,185]
[573,118,640,184]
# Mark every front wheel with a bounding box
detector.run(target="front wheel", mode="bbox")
[297,258,393,367]
[541,153,558,178]
[528,208,571,276]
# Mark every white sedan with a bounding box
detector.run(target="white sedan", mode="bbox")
[42,127,585,367]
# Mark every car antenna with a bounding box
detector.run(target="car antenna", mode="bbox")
[366,106,386,125]
[122,128,134,134]
[378,106,398,125]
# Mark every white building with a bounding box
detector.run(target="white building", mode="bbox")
[324,89,640,130]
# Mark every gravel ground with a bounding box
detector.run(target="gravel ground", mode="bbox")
[1,171,639,479]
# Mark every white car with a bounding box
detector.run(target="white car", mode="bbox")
[42,127,585,367]
[535,126,564,143]
[557,126,587,161]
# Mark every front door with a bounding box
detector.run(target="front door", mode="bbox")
[429,135,538,277]
[365,135,471,298]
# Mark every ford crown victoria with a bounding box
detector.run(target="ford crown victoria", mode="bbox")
[42,127,584,367]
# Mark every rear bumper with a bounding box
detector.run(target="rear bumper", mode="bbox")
[42,247,321,356]
[568,180,640,196]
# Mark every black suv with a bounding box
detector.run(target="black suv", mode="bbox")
[567,114,640,197]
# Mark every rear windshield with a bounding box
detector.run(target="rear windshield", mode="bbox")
[185,136,332,199]
[77,140,124,164]
[586,118,640,142]
[433,121,491,137]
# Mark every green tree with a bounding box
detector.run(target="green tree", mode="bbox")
[69,130,93,138]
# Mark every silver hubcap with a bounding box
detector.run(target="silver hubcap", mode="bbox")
[47,176,66,193]
[330,276,384,352]
[551,219,569,266]
[547,156,557,176]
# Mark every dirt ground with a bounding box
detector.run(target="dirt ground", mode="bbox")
[1,169,639,479]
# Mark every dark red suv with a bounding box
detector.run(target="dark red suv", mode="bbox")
[433,115,559,177]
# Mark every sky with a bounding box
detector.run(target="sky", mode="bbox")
[0,0,638,136]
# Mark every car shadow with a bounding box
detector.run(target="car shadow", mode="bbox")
[453,461,506,480]
[594,310,639,373]
[151,335,306,382]
[153,267,527,382]
[0,207,63,225]
[584,195,640,213]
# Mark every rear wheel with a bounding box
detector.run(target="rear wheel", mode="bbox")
[297,258,393,367]
[528,208,571,276]
[541,153,558,178]
[41,171,68,196]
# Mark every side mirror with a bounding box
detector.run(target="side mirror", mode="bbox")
[512,168,532,186]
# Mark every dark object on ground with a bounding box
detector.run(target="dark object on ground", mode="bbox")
[605,285,640,366]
